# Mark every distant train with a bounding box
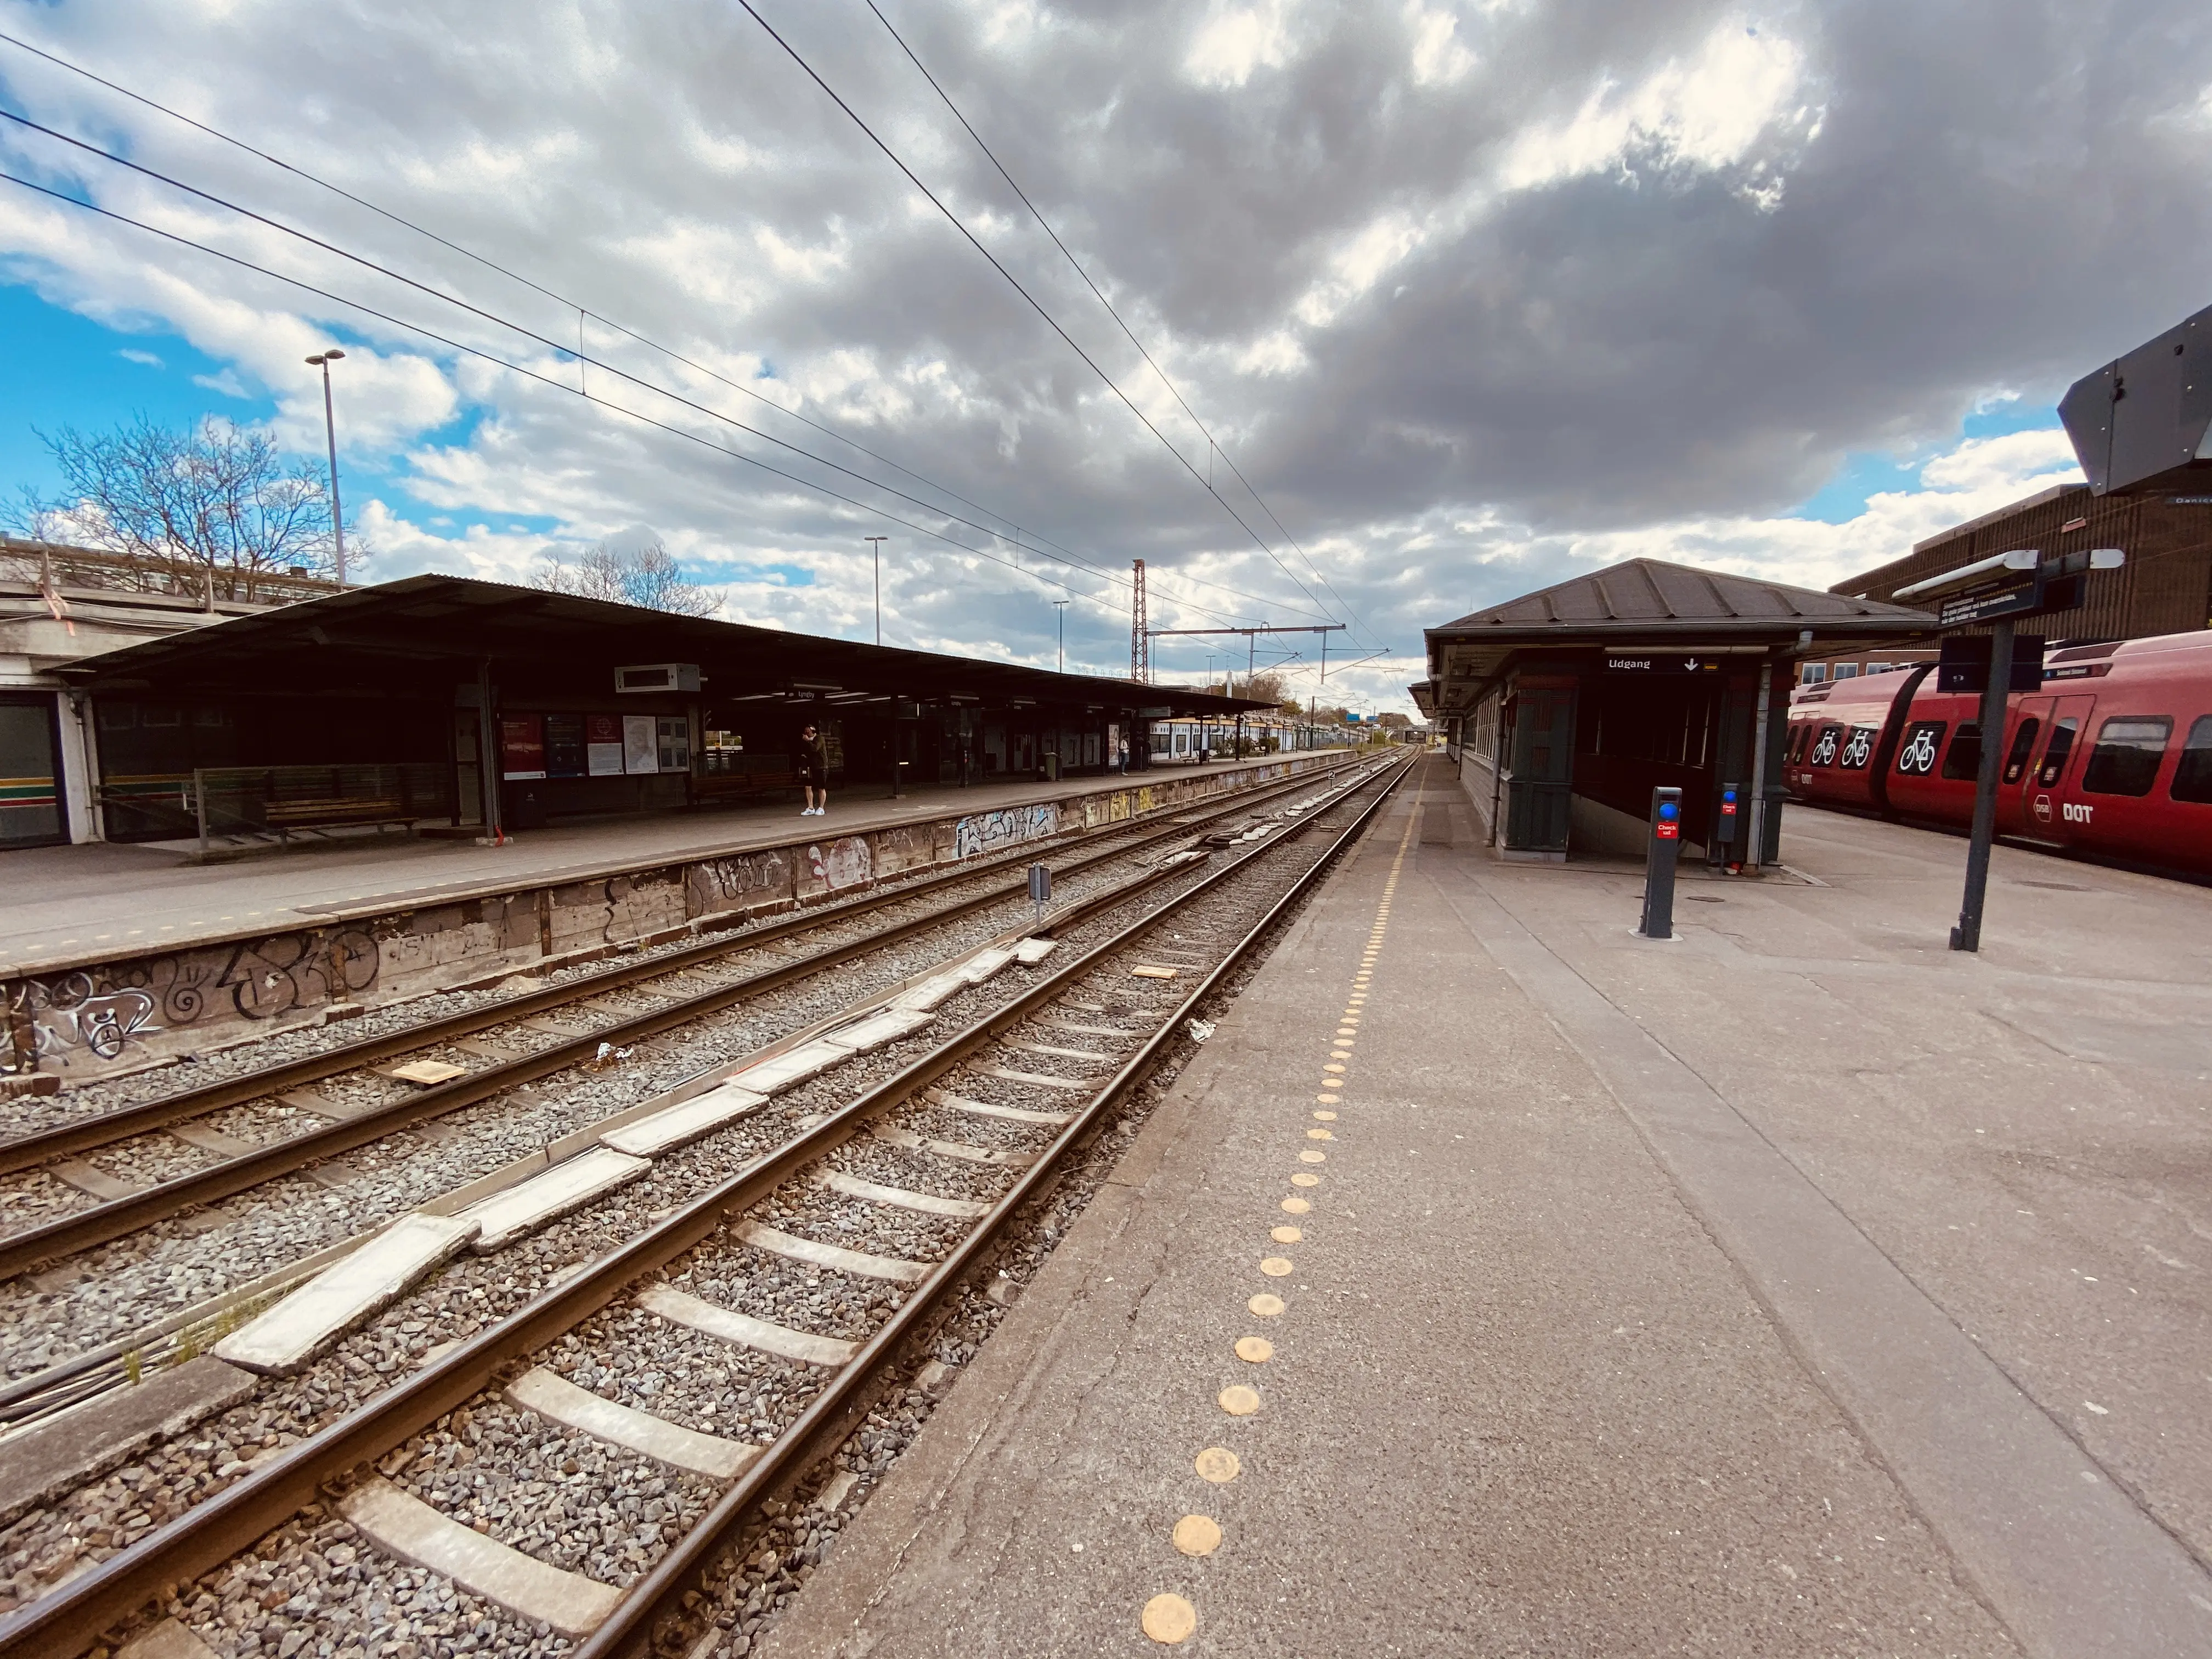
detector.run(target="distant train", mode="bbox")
[1784,629,2212,878]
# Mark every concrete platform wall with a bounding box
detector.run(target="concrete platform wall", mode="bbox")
[3,754,1340,1086]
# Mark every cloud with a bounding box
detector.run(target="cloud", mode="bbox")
[116,346,161,366]
[191,366,249,397]
[0,0,2203,719]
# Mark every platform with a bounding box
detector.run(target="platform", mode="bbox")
[0,758,1330,977]
[761,771,2212,1657]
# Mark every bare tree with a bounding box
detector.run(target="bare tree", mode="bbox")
[531,539,721,617]
[8,415,356,599]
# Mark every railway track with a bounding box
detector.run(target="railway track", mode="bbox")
[0,759,1367,1307]
[0,752,1413,1659]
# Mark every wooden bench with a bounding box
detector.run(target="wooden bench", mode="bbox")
[262,797,421,838]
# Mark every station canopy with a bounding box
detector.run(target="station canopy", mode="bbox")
[1420,557,1935,713]
[55,573,1270,718]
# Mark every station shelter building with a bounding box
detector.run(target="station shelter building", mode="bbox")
[1420,558,1934,862]
[34,573,1265,848]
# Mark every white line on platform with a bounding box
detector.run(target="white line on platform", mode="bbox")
[505,1365,757,1479]
[637,1283,857,1367]
[340,1477,623,1637]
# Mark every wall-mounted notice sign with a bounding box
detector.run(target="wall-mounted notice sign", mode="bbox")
[500,714,546,780]
[586,713,624,776]
[623,713,659,774]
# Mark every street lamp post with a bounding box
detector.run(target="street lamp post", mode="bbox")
[306,350,347,585]
[1052,599,1069,673]
[865,536,887,646]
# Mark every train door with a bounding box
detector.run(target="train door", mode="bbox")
[2013,693,2097,843]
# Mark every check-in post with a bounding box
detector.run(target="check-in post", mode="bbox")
[1639,786,1684,939]
[1892,545,2124,953]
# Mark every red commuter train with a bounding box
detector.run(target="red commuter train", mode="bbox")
[1783,629,2212,878]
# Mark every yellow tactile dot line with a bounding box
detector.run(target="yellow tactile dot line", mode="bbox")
[1146,785,1420,1645]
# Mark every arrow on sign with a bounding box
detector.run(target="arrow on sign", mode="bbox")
[1683,658,1700,671]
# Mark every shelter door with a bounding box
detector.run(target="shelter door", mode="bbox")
[0,695,64,848]
[1504,687,1576,854]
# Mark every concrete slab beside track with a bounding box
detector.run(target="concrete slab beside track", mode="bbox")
[760,772,2212,1657]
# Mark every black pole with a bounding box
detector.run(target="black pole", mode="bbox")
[1639,785,1683,939]
[1950,616,2015,952]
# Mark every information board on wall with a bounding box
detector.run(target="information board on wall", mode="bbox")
[622,714,659,775]
[586,713,624,776]
[543,714,585,778]
[500,714,546,780]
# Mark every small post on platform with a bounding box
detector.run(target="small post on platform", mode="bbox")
[1028,862,1052,934]
[1639,785,1683,939]
[194,768,208,861]
[1950,617,2015,953]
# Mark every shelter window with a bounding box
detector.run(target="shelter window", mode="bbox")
[2001,718,2040,785]
[2081,715,2170,797]
[1941,724,1982,781]
[1808,723,1843,766]
[2035,718,2079,788]
[1894,721,1944,777]
[2170,716,2212,805]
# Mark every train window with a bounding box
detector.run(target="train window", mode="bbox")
[1787,724,1810,764]
[2001,718,2040,785]
[1895,721,1945,776]
[1837,725,1876,770]
[2035,719,2078,788]
[1808,724,1842,766]
[2171,716,2212,805]
[2081,716,2171,797]
[1940,723,1981,781]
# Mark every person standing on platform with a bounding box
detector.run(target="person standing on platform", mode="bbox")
[1118,736,1130,774]
[796,723,828,816]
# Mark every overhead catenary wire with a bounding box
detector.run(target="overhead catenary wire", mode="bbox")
[0,166,1142,628]
[0,28,1314,634]
[861,0,1382,654]
[728,0,1347,628]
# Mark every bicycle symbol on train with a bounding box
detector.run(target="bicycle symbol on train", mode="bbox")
[1897,725,1940,776]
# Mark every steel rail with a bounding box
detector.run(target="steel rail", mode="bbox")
[0,755,1411,1659]
[0,762,1374,1282]
[0,758,1362,1178]
[580,755,1416,1659]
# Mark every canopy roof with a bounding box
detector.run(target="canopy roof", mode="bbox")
[1423,557,1936,714]
[57,574,1269,717]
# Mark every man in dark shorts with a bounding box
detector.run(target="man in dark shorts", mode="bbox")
[796,724,828,816]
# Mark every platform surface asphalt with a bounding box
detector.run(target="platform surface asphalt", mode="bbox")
[761,765,2212,1658]
[0,757,1329,974]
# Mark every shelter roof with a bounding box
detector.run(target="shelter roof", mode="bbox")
[1422,558,1936,716]
[1430,557,1933,637]
[55,574,1268,716]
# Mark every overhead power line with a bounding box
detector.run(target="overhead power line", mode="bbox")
[862,1,1380,652]
[730,0,1347,629]
[0,165,1143,625]
[0,27,1323,635]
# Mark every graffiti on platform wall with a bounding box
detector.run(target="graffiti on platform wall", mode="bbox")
[4,925,381,1073]
[953,803,1060,860]
[808,837,874,891]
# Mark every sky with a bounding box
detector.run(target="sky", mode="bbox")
[1,2,2208,714]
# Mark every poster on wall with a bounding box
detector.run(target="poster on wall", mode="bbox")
[586,713,624,776]
[543,713,585,777]
[623,713,659,774]
[500,714,546,779]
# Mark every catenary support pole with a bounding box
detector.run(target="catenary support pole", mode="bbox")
[1950,617,2015,952]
